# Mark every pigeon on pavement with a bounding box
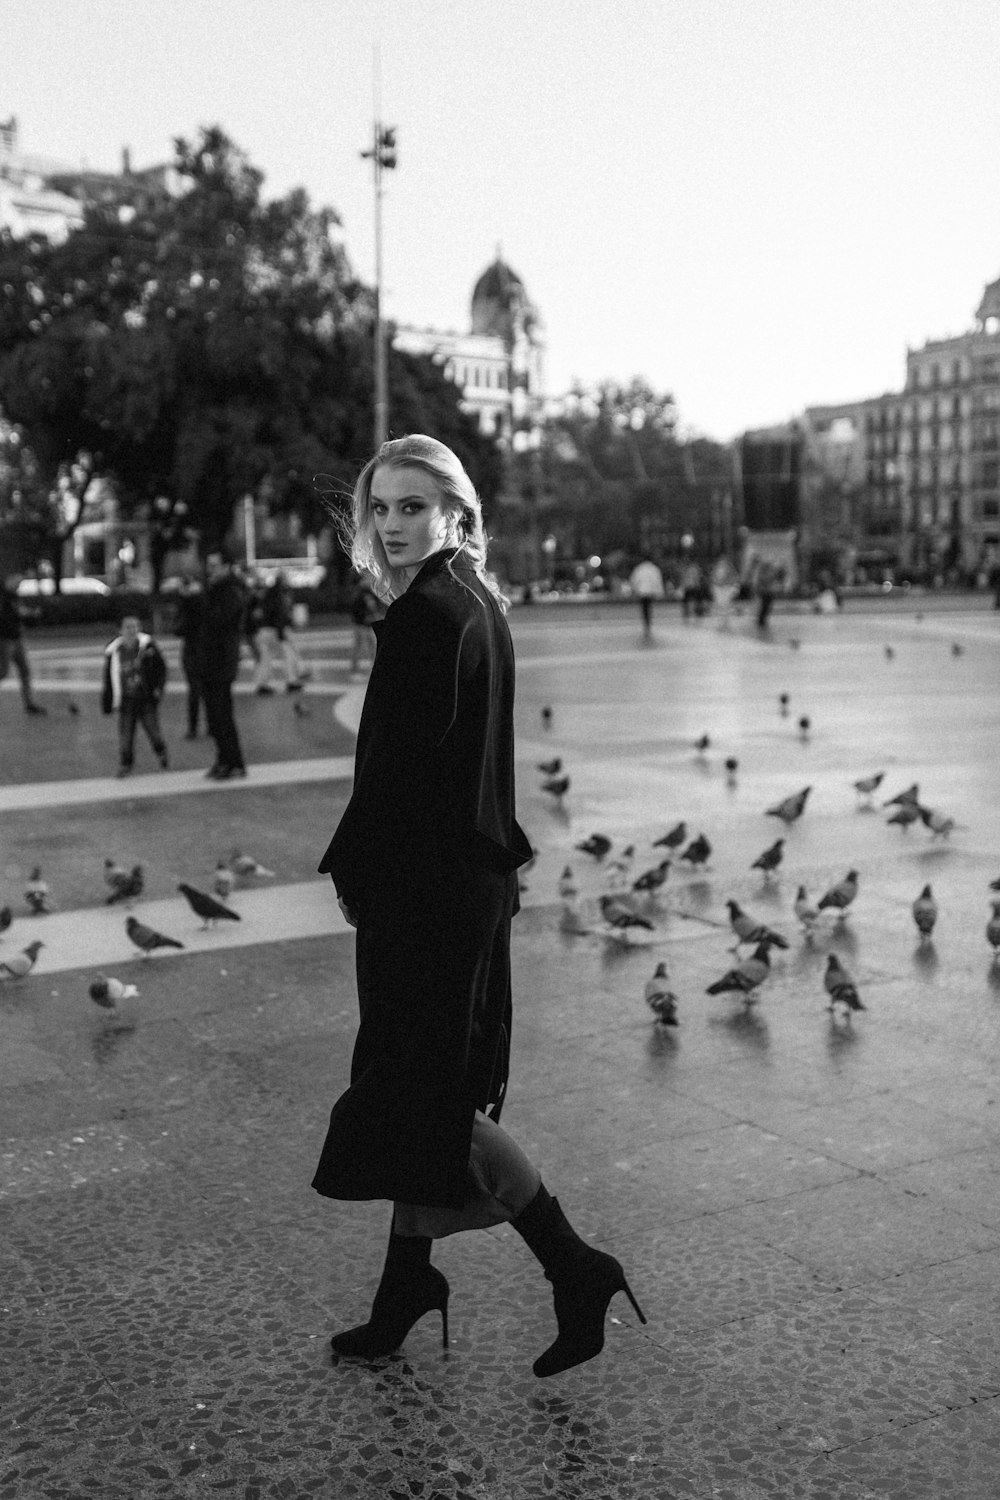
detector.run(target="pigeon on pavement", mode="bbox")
[751,839,785,879]
[89,975,140,1009]
[0,941,44,980]
[106,864,143,905]
[987,902,1000,959]
[726,900,789,951]
[694,733,710,755]
[537,757,562,776]
[653,821,687,851]
[766,787,811,824]
[178,883,241,928]
[853,772,885,801]
[920,808,955,839]
[575,833,612,861]
[912,885,938,940]
[644,962,678,1026]
[817,870,859,919]
[884,783,920,808]
[887,803,924,830]
[824,954,865,1015]
[25,868,52,915]
[679,834,711,870]
[599,894,654,931]
[632,859,671,894]
[542,773,570,801]
[213,861,236,899]
[230,851,275,879]
[126,916,184,957]
[706,943,772,1002]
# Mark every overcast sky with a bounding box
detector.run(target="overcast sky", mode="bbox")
[7,0,1000,439]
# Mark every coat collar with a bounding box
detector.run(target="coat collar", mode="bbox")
[406,545,473,588]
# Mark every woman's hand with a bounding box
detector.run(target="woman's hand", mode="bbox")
[337,895,359,929]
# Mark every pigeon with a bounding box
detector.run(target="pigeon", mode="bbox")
[912,885,938,940]
[0,904,12,938]
[557,865,578,900]
[213,861,236,899]
[751,839,785,879]
[644,962,678,1026]
[230,851,275,879]
[575,833,612,861]
[766,787,811,824]
[125,915,184,957]
[106,864,143,905]
[887,802,924,831]
[920,808,955,839]
[990,876,1000,893]
[694,733,711,754]
[679,834,711,870]
[726,900,789,951]
[542,774,570,801]
[632,859,671,894]
[600,894,654,931]
[884,783,920,808]
[0,940,44,979]
[778,692,790,716]
[178,883,241,928]
[653,821,687,851]
[824,954,864,1015]
[798,715,811,741]
[537,757,562,776]
[987,902,1000,959]
[793,885,819,933]
[89,975,139,1009]
[706,943,772,1001]
[25,867,51,915]
[104,858,128,892]
[853,772,885,801]
[541,704,553,728]
[817,870,859,919]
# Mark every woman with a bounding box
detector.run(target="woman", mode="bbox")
[314,435,645,1377]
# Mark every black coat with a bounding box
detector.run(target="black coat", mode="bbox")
[313,547,533,1208]
[196,573,246,684]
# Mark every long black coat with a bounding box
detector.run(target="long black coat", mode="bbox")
[313,548,533,1208]
[196,573,246,684]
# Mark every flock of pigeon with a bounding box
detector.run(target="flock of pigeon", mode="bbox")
[0,851,276,1009]
[530,696,1000,1032]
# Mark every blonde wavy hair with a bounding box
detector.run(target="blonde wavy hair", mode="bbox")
[338,434,508,609]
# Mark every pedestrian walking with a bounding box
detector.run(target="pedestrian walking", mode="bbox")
[680,559,704,620]
[710,556,739,629]
[0,572,46,715]
[754,560,779,629]
[252,572,305,693]
[173,574,205,738]
[628,556,665,640]
[348,572,382,673]
[101,614,169,777]
[198,549,247,780]
[314,434,646,1377]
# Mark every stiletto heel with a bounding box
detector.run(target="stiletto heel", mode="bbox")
[330,1264,450,1359]
[621,1277,647,1325]
[511,1186,649,1379]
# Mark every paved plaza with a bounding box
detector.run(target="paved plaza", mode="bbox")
[2,597,1000,1499]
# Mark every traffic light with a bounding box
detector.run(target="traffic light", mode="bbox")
[361,124,397,171]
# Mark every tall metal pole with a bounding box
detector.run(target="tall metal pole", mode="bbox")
[362,49,396,450]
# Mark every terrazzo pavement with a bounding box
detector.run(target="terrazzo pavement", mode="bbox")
[2,600,1000,1499]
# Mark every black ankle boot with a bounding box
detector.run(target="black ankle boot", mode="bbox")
[330,1232,449,1359]
[512,1185,646,1378]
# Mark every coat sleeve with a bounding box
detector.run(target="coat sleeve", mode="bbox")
[100,654,113,715]
[318,592,465,903]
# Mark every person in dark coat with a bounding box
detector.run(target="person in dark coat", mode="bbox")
[0,572,46,715]
[172,575,205,738]
[314,434,645,1378]
[197,549,247,779]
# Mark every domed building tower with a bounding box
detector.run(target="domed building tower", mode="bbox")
[393,252,545,444]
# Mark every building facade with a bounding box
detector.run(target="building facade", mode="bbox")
[739,270,1000,583]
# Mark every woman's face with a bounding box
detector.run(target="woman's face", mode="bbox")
[370,465,453,579]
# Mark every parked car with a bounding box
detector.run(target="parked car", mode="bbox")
[17,575,112,597]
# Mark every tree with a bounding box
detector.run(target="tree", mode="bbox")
[0,126,499,571]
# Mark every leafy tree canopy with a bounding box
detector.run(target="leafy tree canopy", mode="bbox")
[0,126,497,562]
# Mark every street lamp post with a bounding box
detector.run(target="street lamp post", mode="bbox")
[361,120,397,449]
